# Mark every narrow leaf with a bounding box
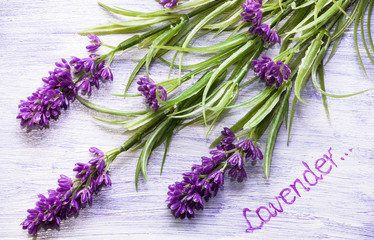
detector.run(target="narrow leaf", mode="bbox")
[76,95,148,115]
[264,88,291,179]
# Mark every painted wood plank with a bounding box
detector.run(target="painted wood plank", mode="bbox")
[0,1,373,239]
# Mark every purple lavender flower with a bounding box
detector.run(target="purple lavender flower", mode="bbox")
[159,0,179,8]
[252,56,291,88]
[98,66,114,81]
[236,139,263,160]
[21,147,111,236]
[166,128,263,218]
[220,127,236,152]
[17,54,113,130]
[86,34,102,52]
[249,24,281,44]
[137,76,167,112]
[241,0,263,26]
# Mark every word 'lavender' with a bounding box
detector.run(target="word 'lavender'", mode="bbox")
[17,35,113,130]
[252,56,291,88]
[166,128,263,218]
[158,0,179,8]
[21,147,111,236]
[137,76,167,112]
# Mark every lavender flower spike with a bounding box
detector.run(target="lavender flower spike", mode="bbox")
[21,147,111,236]
[86,34,102,52]
[249,24,281,44]
[241,0,263,26]
[252,56,291,88]
[17,58,75,129]
[159,0,179,8]
[137,76,167,112]
[17,53,113,130]
[167,128,263,218]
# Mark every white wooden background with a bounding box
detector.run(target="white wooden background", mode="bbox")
[1,0,374,239]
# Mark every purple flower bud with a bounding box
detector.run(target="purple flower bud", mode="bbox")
[208,170,224,186]
[86,34,102,52]
[241,0,263,26]
[209,149,226,163]
[97,66,113,81]
[75,78,92,95]
[137,76,167,112]
[73,163,91,183]
[97,173,112,186]
[227,153,244,169]
[221,127,235,137]
[252,56,291,88]
[82,57,96,74]
[96,159,106,173]
[77,188,92,204]
[159,0,179,8]
[249,24,281,44]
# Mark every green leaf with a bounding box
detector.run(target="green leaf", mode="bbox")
[311,62,371,98]
[79,25,148,35]
[325,13,345,65]
[161,71,214,106]
[367,1,374,53]
[177,0,238,83]
[332,0,361,40]
[119,111,168,153]
[202,38,258,121]
[226,87,275,109]
[113,16,177,28]
[209,92,272,148]
[160,133,172,175]
[98,2,148,17]
[252,105,278,142]
[211,12,242,38]
[243,85,287,129]
[135,118,172,189]
[76,95,148,116]
[158,45,240,70]
[294,33,323,104]
[287,0,350,35]
[138,0,218,18]
[289,0,316,10]
[146,17,188,75]
[122,111,168,131]
[204,4,242,30]
[139,30,166,49]
[331,0,351,20]
[360,5,374,65]
[153,33,248,53]
[354,0,369,76]
[317,63,330,120]
[287,96,298,146]
[160,62,219,92]
[125,55,146,94]
[278,4,311,35]
[169,74,231,119]
[264,87,291,179]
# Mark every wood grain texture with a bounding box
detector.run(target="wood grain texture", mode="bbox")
[0,0,373,239]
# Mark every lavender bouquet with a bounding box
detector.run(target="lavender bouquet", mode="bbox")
[18,0,374,236]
